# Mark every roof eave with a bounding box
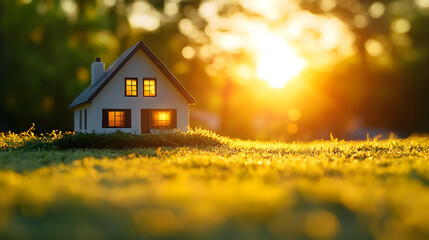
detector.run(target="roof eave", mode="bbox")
[138,42,197,105]
[69,40,197,108]
[69,101,91,109]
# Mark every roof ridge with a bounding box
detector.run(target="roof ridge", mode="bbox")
[69,41,196,108]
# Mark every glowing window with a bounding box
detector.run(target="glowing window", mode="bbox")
[108,111,125,127]
[125,78,137,96]
[143,79,156,97]
[152,110,171,128]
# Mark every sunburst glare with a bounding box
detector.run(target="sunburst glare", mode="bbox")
[256,34,307,88]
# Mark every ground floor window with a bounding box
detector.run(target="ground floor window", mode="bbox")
[151,110,172,128]
[141,109,177,133]
[109,111,125,127]
[102,109,131,128]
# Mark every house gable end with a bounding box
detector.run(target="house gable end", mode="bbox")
[69,41,196,109]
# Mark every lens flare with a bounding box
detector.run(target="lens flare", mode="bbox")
[256,34,306,89]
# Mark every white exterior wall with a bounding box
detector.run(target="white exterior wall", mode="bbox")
[73,104,90,133]
[73,109,80,132]
[74,50,190,134]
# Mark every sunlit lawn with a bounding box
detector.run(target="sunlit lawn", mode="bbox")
[1,130,429,239]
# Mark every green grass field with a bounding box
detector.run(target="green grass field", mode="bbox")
[1,129,429,239]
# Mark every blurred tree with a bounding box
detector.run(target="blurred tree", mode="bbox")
[1,0,429,140]
[298,0,423,135]
[0,0,114,132]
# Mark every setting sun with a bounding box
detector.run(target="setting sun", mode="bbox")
[256,34,307,88]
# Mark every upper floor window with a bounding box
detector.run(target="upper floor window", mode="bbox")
[125,78,138,97]
[143,78,156,97]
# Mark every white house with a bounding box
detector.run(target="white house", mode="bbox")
[69,41,196,134]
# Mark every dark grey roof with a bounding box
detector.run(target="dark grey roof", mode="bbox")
[69,41,196,108]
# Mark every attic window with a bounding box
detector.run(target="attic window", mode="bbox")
[151,110,171,128]
[125,78,137,96]
[143,78,156,97]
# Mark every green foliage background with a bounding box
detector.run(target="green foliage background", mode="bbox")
[1,0,429,139]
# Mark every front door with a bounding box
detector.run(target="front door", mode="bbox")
[141,109,150,134]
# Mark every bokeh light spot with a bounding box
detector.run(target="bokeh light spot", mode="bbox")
[199,0,219,19]
[347,0,362,13]
[415,0,429,8]
[182,46,196,59]
[76,68,89,83]
[128,1,161,31]
[42,96,54,112]
[30,28,43,44]
[320,0,337,12]
[369,2,386,18]
[61,0,78,20]
[36,3,48,15]
[288,109,301,121]
[391,18,411,34]
[19,0,32,4]
[104,0,116,8]
[353,15,367,28]
[213,56,227,70]
[287,123,298,134]
[178,18,195,36]
[365,39,383,56]
[164,0,179,16]
[198,45,212,60]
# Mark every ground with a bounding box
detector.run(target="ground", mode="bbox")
[1,129,429,239]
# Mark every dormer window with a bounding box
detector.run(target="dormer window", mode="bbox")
[143,78,156,97]
[125,78,138,97]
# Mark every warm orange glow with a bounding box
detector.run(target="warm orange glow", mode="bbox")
[127,1,161,31]
[126,79,137,96]
[287,123,298,134]
[144,79,156,97]
[256,34,306,89]
[199,2,356,85]
[152,110,171,127]
[288,108,301,121]
[108,111,125,127]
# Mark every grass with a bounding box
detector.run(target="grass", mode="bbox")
[1,127,429,239]
[0,124,225,150]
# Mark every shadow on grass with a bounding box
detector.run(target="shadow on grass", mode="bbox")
[50,130,224,150]
[0,148,158,173]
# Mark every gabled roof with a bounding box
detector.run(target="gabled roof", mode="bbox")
[69,41,196,108]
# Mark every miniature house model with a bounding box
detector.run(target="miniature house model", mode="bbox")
[69,41,196,134]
